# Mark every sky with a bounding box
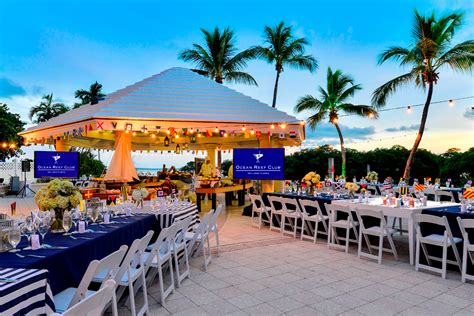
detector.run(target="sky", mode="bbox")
[0,0,473,168]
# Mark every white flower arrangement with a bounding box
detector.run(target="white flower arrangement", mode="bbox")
[132,188,149,202]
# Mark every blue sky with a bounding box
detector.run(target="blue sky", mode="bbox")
[0,0,473,167]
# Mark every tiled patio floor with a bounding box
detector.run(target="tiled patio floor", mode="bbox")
[142,203,474,315]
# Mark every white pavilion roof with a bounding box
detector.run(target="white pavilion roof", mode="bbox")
[23,67,299,134]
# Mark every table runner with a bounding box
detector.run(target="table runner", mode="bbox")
[0,268,55,315]
[156,203,199,229]
[0,214,159,295]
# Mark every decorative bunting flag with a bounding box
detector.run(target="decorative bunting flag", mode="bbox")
[205,130,212,137]
[78,127,83,136]
[96,121,104,130]
[219,130,225,137]
[255,131,261,139]
[89,123,94,131]
[268,131,272,141]
[464,188,474,199]
[289,131,297,138]
[231,131,235,139]
[415,184,425,191]
[168,127,175,136]
[112,122,118,129]
[279,132,285,139]
[182,128,188,135]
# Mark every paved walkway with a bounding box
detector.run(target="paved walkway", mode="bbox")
[143,202,474,316]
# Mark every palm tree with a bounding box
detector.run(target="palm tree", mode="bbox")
[372,10,474,180]
[29,94,69,123]
[295,67,377,177]
[179,26,257,85]
[252,22,318,108]
[74,81,106,108]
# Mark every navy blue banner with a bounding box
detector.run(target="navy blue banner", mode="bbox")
[233,148,285,180]
[34,151,79,178]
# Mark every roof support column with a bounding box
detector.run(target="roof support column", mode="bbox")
[55,140,71,152]
[206,145,217,177]
[259,137,274,193]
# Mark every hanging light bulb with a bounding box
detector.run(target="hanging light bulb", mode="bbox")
[242,125,246,131]
[270,124,275,129]
[214,127,219,133]
[224,133,228,137]
[175,134,179,139]
[280,123,286,128]
[198,133,202,138]
[448,99,455,107]
[250,129,255,135]
[299,120,305,126]
[9,144,16,149]
[151,133,156,138]
[125,130,129,134]
[2,143,7,148]
[368,112,374,119]
[190,128,194,134]
[167,130,171,135]
[407,105,413,113]
[331,118,338,123]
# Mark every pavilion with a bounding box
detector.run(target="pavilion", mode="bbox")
[19,67,304,189]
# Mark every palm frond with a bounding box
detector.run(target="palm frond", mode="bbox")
[340,104,379,118]
[294,95,323,113]
[285,54,318,72]
[434,40,474,72]
[307,111,327,129]
[371,72,416,107]
[224,72,258,86]
[377,46,412,65]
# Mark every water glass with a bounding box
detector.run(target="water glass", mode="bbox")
[63,212,72,233]
[8,226,22,252]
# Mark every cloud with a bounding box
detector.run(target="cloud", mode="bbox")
[306,123,376,141]
[464,107,474,120]
[0,77,26,98]
[385,124,420,132]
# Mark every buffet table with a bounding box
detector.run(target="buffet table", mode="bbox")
[195,183,253,211]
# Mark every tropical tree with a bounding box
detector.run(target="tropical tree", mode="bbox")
[179,26,257,85]
[0,103,25,161]
[74,81,106,108]
[372,10,474,180]
[252,22,318,108]
[295,67,377,177]
[29,94,69,123]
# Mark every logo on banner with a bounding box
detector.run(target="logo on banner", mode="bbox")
[52,154,61,164]
[253,151,264,163]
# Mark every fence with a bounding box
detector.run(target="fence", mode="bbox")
[0,160,35,184]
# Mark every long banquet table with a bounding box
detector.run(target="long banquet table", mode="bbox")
[0,214,159,295]
[332,198,461,265]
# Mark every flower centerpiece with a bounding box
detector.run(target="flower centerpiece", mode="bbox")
[34,179,82,232]
[345,182,360,197]
[302,172,321,193]
[366,171,378,183]
[132,187,149,208]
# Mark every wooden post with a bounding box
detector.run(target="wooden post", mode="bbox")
[54,140,71,152]
[259,137,274,193]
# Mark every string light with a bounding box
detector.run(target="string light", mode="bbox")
[250,129,255,135]
[2,143,7,148]
[125,130,129,134]
[9,144,15,149]
[368,113,374,119]
[338,96,473,118]
[132,131,136,136]
[331,118,338,123]
[280,123,286,129]
[198,134,202,138]
[151,134,156,138]
[407,106,413,114]
[299,120,305,126]
[242,125,246,131]
[167,130,171,135]
[175,134,179,139]
[448,99,455,107]
[190,128,194,134]
[224,133,228,137]
[214,127,219,133]
[271,124,275,129]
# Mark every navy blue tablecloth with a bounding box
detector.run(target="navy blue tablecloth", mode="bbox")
[0,214,159,295]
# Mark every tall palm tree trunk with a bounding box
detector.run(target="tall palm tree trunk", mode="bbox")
[403,82,434,181]
[271,70,281,108]
[334,122,346,177]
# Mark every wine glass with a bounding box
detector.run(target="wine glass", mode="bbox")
[8,226,22,252]
[38,217,51,247]
[63,212,72,234]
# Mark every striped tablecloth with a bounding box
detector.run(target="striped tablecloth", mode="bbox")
[0,268,55,315]
[157,203,199,229]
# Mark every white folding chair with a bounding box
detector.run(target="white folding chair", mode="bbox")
[249,194,271,229]
[423,188,436,201]
[435,190,455,202]
[267,195,284,232]
[208,204,223,256]
[94,231,154,316]
[54,245,127,314]
[298,199,329,243]
[413,214,462,279]
[355,207,399,264]
[456,217,474,283]
[367,184,379,196]
[280,197,302,238]
[171,217,193,287]
[185,211,212,271]
[144,227,175,307]
[326,204,359,253]
[60,280,117,316]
